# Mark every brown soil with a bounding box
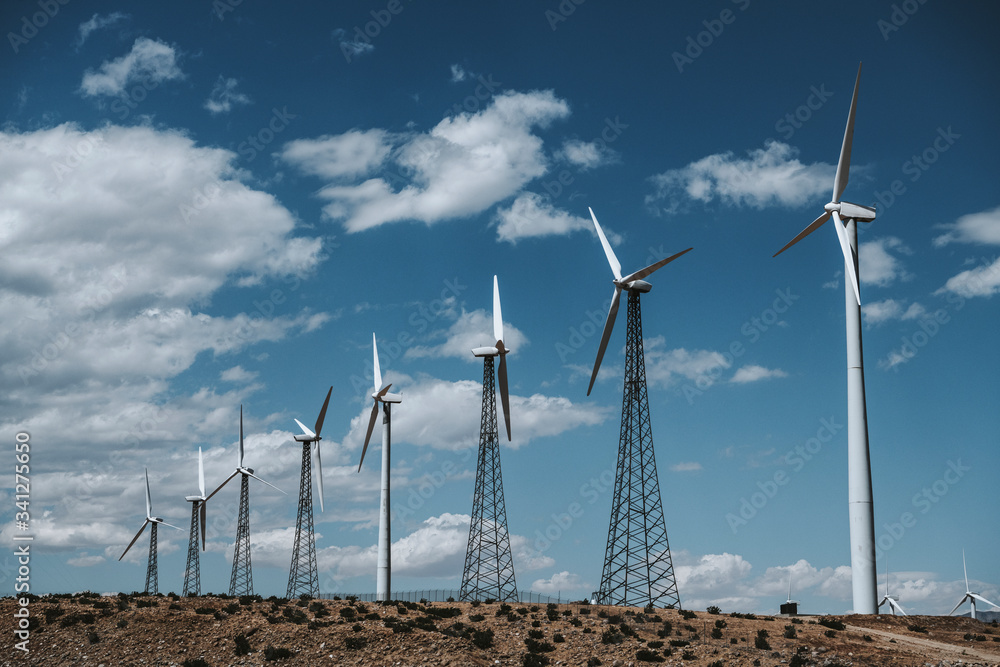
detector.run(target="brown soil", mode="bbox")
[4,594,1000,666]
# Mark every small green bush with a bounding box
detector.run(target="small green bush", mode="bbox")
[472,628,494,649]
[263,645,293,661]
[784,624,797,638]
[706,605,721,614]
[344,636,367,650]
[636,648,664,662]
[234,634,251,656]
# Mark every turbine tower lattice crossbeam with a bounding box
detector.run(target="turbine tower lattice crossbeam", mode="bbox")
[287,441,319,598]
[461,355,518,602]
[596,290,680,609]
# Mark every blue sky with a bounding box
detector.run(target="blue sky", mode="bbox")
[2,0,998,614]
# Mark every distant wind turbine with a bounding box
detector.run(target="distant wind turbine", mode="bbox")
[949,550,999,620]
[120,468,182,594]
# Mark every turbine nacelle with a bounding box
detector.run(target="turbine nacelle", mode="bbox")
[824,200,877,222]
[184,495,205,502]
[618,278,652,293]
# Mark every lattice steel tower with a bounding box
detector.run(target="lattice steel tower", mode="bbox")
[287,442,319,597]
[584,208,688,609]
[145,523,159,594]
[183,448,207,597]
[182,504,202,596]
[287,388,332,599]
[206,407,284,598]
[461,354,518,602]
[596,290,681,608]
[229,475,254,596]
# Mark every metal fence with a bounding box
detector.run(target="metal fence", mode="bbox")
[320,589,572,604]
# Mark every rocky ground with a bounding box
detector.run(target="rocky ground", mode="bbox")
[4,593,1000,666]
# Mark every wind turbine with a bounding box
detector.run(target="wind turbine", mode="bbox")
[358,333,402,601]
[773,63,879,614]
[460,275,518,602]
[586,207,690,609]
[949,551,999,620]
[119,468,181,594]
[182,448,208,596]
[206,406,285,596]
[780,572,799,615]
[878,561,906,616]
[287,387,333,599]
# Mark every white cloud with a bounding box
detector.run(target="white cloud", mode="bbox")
[220,366,259,383]
[531,571,590,594]
[670,461,703,472]
[643,338,731,388]
[933,205,1000,247]
[494,192,593,243]
[282,90,571,232]
[67,553,106,567]
[0,124,326,546]
[80,37,183,97]
[76,12,128,48]
[204,76,252,115]
[730,365,788,384]
[646,140,832,215]
[405,308,529,361]
[450,64,468,82]
[859,236,912,287]
[861,299,927,327]
[557,138,619,170]
[935,257,1000,298]
[281,129,392,180]
[332,28,374,62]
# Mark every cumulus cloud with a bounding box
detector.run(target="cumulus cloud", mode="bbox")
[730,365,788,384]
[531,571,590,594]
[934,257,1000,299]
[450,64,469,82]
[282,90,571,232]
[557,138,619,170]
[859,236,913,287]
[670,461,703,472]
[405,308,529,361]
[80,37,183,97]
[281,129,392,180]
[861,299,927,327]
[220,366,259,383]
[494,192,593,243]
[0,123,326,555]
[332,28,374,62]
[643,337,731,388]
[933,205,1000,247]
[76,12,128,48]
[646,140,832,215]
[204,76,252,115]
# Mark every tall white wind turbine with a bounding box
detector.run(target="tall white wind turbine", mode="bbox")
[949,551,999,620]
[119,468,181,594]
[358,333,402,601]
[773,63,879,614]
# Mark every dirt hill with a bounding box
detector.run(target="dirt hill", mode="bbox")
[4,594,1000,666]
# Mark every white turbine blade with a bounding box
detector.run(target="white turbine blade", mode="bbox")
[314,442,325,513]
[372,333,382,391]
[239,405,245,468]
[774,211,831,257]
[963,549,969,592]
[832,210,861,305]
[493,275,503,343]
[294,418,316,439]
[359,400,380,472]
[247,471,286,495]
[889,598,907,616]
[314,386,333,438]
[205,470,239,502]
[970,593,1000,609]
[144,469,152,519]
[497,350,512,442]
[620,247,693,284]
[587,285,622,396]
[589,207,622,281]
[120,520,150,560]
[155,518,183,531]
[198,447,205,498]
[833,62,861,203]
[949,595,968,616]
